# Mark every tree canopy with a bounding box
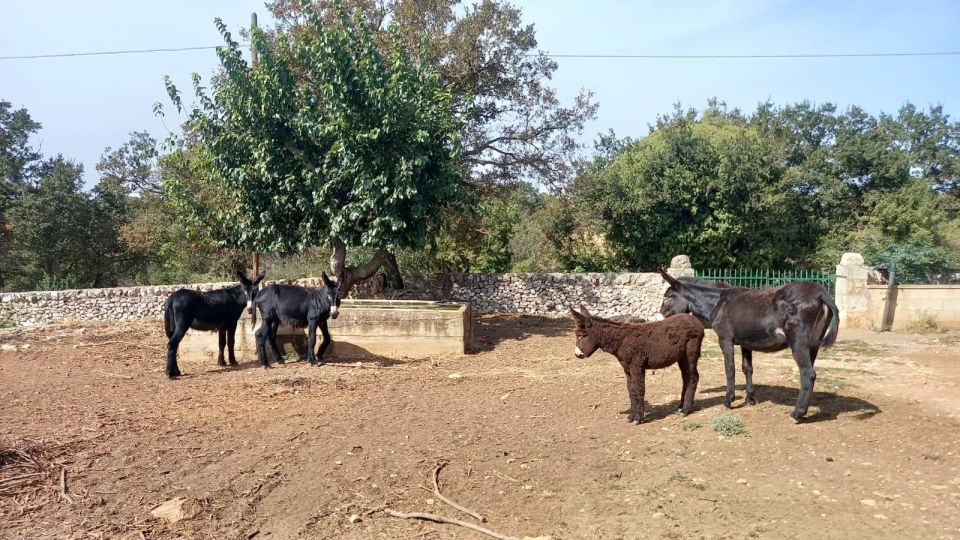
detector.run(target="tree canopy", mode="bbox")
[164,2,468,290]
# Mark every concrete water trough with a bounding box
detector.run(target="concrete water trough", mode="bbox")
[176,299,471,364]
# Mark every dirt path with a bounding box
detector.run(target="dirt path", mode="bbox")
[1,316,959,539]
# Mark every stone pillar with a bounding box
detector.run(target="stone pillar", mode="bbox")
[667,255,696,278]
[835,252,870,329]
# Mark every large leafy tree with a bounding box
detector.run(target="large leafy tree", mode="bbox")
[164,2,468,291]
[265,0,597,190]
[0,101,43,288]
[6,157,123,289]
[574,108,808,269]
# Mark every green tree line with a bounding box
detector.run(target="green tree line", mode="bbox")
[1,1,957,291]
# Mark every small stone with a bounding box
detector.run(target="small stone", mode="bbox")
[652,512,665,519]
[426,498,435,505]
[150,497,200,524]
[448,373,463,379]
[860,499,877,507]
[873,514,888,520]
[737,478,747,484]
[335,460,343,465]
[348,514,361,523]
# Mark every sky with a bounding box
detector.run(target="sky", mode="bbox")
[2,0,959,187]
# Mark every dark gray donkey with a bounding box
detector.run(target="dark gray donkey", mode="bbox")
[252,273,342,367]
[657,269,839,421]
[163,271,265,379]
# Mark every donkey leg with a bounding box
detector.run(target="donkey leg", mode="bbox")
[255,324,271,368]
[719,338,737,408]
[165,324,188,379]
[628,367,646,424]
[677,360,690,414]
[742,347,757,405]
[790,344,817,421]
[621,371,635,417]
[682,339,701,415]
[809,345,820,367]
[306,320,319,365]
[216,329,227,366]
[316,320,332,364]
[267,320,284,364]
[227,321,239,366]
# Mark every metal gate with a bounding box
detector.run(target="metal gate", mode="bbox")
[695,268,836,294]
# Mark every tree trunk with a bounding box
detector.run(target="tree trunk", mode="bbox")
[329,239,404,295]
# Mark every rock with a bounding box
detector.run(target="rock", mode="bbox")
[652,512,665,518]
[348,514,361,523]
[0,344,16,352]
[737,478,747,484]
[860,499,877,507]
[150,497,201,524]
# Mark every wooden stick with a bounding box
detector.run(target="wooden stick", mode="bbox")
[96,369,134,380]
[76,341,164,352]
[384,509,518,540]
[432,462,485,523]
[321,362,396,370]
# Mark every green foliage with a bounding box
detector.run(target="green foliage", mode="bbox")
[711,414,747,437]
[165,3,468,257]
[574,109,806,269]
[265,0,597,190]
[5,157,122,290]
[565,101,960,273]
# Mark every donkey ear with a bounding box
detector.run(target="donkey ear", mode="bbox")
[253,273,266,286]
[321,272,332,287]
[236,270,250,284]
[657,267,683,289]
[569,306,586,324]
[579,303,591,318]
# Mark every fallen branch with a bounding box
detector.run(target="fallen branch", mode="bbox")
[321,362,396,370]
[76,341,164,353]
[95,369,134,380]
[384,509,518,540]
[59,467,72,503]
[432,462,485,522]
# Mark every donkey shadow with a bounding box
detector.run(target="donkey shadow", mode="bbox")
[694,383,882,423]
[620,383,881,424]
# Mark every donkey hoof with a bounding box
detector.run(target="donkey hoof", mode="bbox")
[790,410,806,422]
[745,395,758,406]
[723,400,734,409]
[263,364,272,370]
[229,360,239,367]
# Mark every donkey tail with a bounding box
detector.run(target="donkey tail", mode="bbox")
[820,290,840,349]
[163,297,175,339]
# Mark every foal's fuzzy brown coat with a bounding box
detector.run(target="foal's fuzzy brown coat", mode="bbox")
[571,306,705,424]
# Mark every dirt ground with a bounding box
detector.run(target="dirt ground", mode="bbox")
[1,315,959,540]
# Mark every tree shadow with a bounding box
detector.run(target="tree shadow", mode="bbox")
[697,383,882,423]
[471,313,572,352]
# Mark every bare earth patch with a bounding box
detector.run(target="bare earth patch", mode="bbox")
[1,316,959,539]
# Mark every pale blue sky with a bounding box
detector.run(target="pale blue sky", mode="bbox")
[2,0,958,186]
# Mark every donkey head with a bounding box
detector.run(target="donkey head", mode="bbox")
[236,270,266,315]
[656,267,693,319]
[321,272,343,320]
[569,304,600,359]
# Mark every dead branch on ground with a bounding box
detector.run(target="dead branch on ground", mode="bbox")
[384,509,518,540]
[431,461,485,522]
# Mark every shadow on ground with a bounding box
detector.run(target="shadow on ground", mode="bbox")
[697,383,882,423]
[471,313,572,352]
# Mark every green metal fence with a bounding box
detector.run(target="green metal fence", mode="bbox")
[695,268,836,294]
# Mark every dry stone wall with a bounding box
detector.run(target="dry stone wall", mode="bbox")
[0,267,689,327]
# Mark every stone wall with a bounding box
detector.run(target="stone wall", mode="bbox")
[0,267,690,327]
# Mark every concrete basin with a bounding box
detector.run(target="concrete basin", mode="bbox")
[176,299,471,363]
